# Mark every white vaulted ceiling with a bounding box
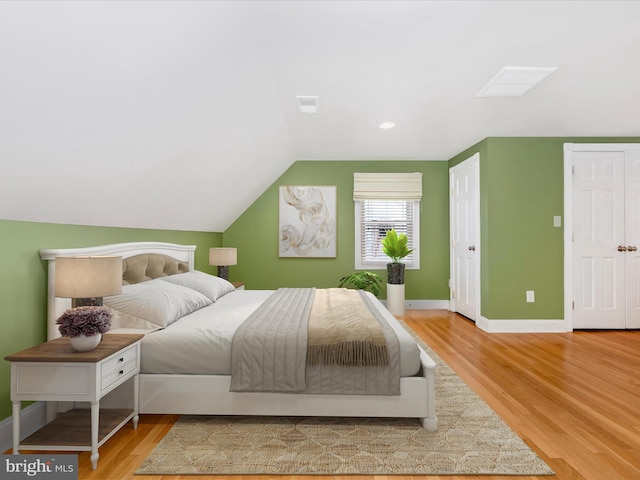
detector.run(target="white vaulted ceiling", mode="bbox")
[1,1,639,232]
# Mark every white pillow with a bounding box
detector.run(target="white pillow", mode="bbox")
[103,279,212,328]
[160,270,235,302]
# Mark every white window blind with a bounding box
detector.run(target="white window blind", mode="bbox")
[360,200,416,263]
[353,172,422,200]
[353,173,421,269]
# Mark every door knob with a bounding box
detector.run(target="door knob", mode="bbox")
[468,246,476,251]
[629,246,638,252]
[618,246,628,251]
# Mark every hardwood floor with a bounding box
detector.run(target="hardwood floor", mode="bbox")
[9,310,640,479]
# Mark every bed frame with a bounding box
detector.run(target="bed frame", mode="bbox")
[39,242,438,430]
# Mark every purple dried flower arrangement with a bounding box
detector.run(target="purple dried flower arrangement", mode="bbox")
[56,306,112,338]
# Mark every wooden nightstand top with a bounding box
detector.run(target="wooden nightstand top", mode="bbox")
[4,333,144,363]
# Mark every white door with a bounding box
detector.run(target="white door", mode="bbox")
[572,151,626,329]
[450,154,480,321]
[572,149,640,329]
[624,150,640,328]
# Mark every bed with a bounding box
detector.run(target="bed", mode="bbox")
[39,242,438,430]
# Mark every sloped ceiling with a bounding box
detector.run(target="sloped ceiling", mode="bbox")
[1,1,639,232]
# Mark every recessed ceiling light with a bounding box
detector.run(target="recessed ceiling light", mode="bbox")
[379,121,395,129]
[476,67,557,97]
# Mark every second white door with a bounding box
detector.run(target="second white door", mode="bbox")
[572,147,640,329]
[450,154,480,321]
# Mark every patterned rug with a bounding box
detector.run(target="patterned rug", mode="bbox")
[136,320,553,476]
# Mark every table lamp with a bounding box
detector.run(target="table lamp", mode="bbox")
[55,256,123,306]
[209,247,237,281]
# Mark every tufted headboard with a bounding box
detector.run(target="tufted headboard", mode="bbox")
[39,242,196,339]
[122,253,190,284]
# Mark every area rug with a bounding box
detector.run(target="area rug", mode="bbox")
[136,320,554,476]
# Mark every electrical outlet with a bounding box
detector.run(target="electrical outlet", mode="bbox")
[526,290,535,303]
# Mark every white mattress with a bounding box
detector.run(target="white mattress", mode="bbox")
[139,289,421,377]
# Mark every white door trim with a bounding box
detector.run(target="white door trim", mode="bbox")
[564,143,640,331]
[449,153,481,321]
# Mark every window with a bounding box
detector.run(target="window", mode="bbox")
[355,200,420,269]
[353,172,422,270]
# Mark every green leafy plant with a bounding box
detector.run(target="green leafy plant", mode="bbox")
[381,229,414,263]
[339,271,382,297]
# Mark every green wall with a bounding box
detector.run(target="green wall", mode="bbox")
[0,219,221,421]
[449,137,640,320]
[224,160,451,301]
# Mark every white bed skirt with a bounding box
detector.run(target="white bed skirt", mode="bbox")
[138,348,438,431]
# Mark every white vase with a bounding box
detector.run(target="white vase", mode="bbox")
[69,333,102,352]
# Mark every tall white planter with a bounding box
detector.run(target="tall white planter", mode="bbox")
[386,283,405,316]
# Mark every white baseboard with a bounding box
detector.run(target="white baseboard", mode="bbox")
[405,299,451,310]
[477,316,569,333]
[394,303,569,332]
[0,401,47,453]
[380,299,451,310]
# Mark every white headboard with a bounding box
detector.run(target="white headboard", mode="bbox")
[39,242,196,340]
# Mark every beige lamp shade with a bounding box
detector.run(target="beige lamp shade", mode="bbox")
[209,248,237,266]
[55,256,123,298]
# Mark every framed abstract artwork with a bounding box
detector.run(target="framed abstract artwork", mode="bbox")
[279,185,337,258]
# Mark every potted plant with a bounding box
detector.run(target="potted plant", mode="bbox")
[381,229,413,284]
[381,229,413,315]
[56,305,112,352]
[339,271,382,297]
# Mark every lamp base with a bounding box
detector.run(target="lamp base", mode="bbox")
[217,266,229,281]
[73,297,103,307]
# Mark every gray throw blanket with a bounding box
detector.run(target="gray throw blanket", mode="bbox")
[230,288,400,394]
[231,288,312,393]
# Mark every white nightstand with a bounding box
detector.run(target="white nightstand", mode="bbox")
[5,334,144,470]
[232,281,245,290]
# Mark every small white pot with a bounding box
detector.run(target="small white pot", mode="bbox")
[69,333,102,352]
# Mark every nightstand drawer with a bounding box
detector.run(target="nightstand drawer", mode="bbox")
[101,344,137,376]
[101,358,137,392]
[14,364,92,398]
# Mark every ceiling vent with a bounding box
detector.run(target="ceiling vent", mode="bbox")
[476,67,557,97]
[295,96,320,114]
